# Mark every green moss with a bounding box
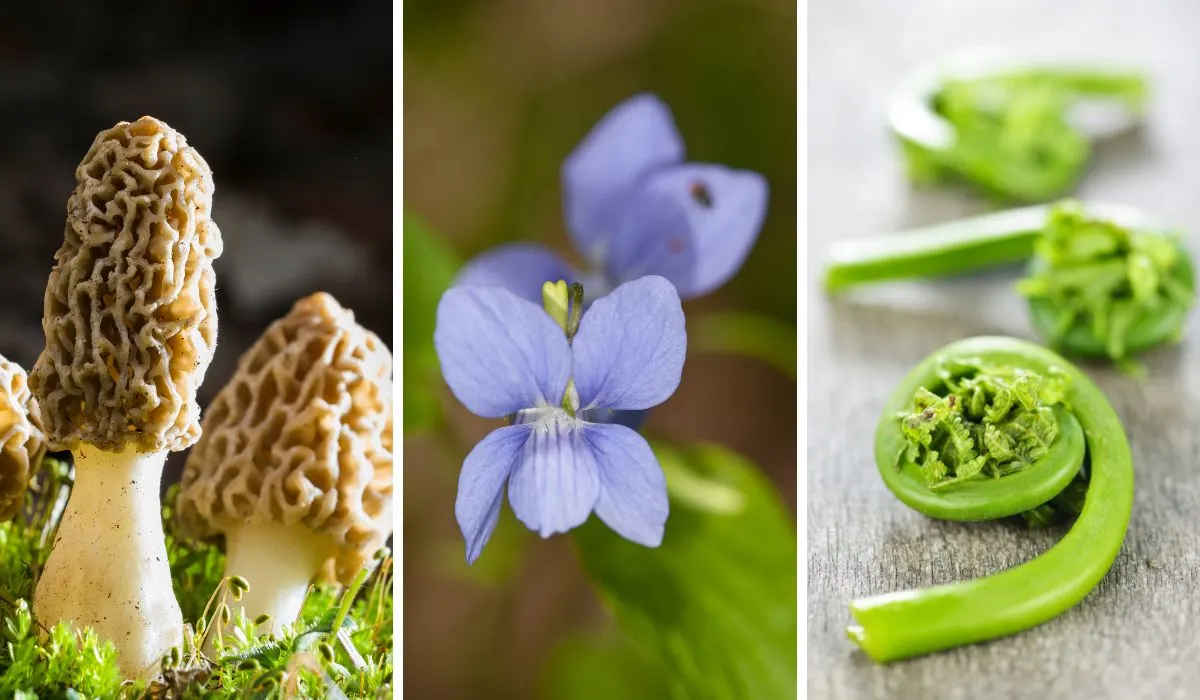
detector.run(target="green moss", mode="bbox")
[163,484,226,626]
[0,599,136,698]
[0,457,394,698]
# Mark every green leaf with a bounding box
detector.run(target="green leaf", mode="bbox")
[571,443,797,700]
[540,632,667,700]
[688,312,796,380]
[437,507,532,587]
[403,212,460,434]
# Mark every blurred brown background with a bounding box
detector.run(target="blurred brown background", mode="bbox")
[404,0,797,697]
[0,0,392,487]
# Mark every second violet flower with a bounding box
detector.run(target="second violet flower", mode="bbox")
[435,276,686,563]
[456,94,769,305]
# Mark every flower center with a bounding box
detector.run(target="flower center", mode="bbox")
[512,406,582,432]
[542,280,584,341]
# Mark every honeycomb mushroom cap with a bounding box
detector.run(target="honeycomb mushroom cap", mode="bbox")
[0,356,46,521]
[30,116,223,454]
[177,292,393,584]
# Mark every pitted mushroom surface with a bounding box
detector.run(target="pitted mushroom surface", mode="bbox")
[31,115,221,454]
[178,291,392,633]
[0,355,46,521]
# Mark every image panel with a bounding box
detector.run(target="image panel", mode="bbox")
[0,2,394,695]
[404,1,798,698]
[809,2,1200,699]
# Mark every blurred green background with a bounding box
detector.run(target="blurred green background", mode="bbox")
[404,0,796,697]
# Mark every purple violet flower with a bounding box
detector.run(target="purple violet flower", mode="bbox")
[434,275,686,563]
[455,93,769,306]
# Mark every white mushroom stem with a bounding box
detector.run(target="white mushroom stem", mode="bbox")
[221,521,330,637]
[34,445,181,680]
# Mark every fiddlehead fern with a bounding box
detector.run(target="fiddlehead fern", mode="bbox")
[823,200,1196,363]
[1019,202,1194,360]
[891,50,1147,201]
[847,336,1133,662]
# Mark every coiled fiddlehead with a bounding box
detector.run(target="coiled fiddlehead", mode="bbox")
[891,50,1147,201]
[846,336,1133,662]
[823,200,1196,364]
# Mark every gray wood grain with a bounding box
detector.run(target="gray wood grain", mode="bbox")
[808,2,1200,698]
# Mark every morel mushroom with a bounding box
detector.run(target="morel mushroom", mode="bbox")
[0,354,46,520]
[29,116,222,679]
[176,292,392,635]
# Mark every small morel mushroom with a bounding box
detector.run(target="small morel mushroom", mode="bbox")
[0,354,47,520]
[175,292,393,636]
[29,116,222,679]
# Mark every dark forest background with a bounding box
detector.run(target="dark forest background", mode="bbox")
[0,0,393,486]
